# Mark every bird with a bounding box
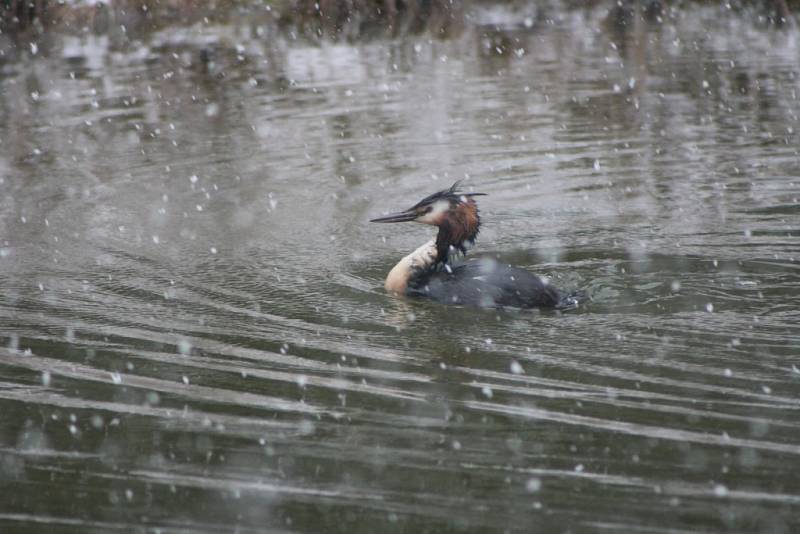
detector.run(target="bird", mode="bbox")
[370,182,583,310]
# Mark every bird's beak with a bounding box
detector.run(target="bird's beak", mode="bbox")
[370,209,418,223]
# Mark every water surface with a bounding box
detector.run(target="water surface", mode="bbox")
[1,3,799,532]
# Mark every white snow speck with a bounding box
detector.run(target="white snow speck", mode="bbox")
[177,339,192,356]
[91,415,104,429]
[526,478,542,492]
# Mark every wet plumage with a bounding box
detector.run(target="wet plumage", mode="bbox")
[371,182,582,310]
[408,258,563,308]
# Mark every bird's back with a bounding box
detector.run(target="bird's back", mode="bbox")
[407,257,566,309]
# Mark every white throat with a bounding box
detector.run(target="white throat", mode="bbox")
[415,200,450,225]
[384,238,438,294]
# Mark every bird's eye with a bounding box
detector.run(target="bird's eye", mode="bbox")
[425,206,433,213]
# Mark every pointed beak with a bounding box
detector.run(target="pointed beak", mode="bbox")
[370,209,417,223]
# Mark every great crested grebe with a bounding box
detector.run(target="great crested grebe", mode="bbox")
[371,182,582,309]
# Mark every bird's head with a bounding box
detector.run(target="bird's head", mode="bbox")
[371,181,486,263]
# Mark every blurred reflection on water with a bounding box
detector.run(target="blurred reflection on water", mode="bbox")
[1,2,799,532]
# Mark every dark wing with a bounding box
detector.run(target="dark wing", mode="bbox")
[407,258,562,309]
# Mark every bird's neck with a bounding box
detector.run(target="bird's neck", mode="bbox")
[435,202,480,263]
[383,203,480,295]
[384,238,438,294]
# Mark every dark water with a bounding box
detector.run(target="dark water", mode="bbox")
[1,3,799,532]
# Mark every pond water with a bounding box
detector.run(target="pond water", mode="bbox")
[1,3,799,532]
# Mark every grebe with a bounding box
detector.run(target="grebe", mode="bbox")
[371,182,581,309]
